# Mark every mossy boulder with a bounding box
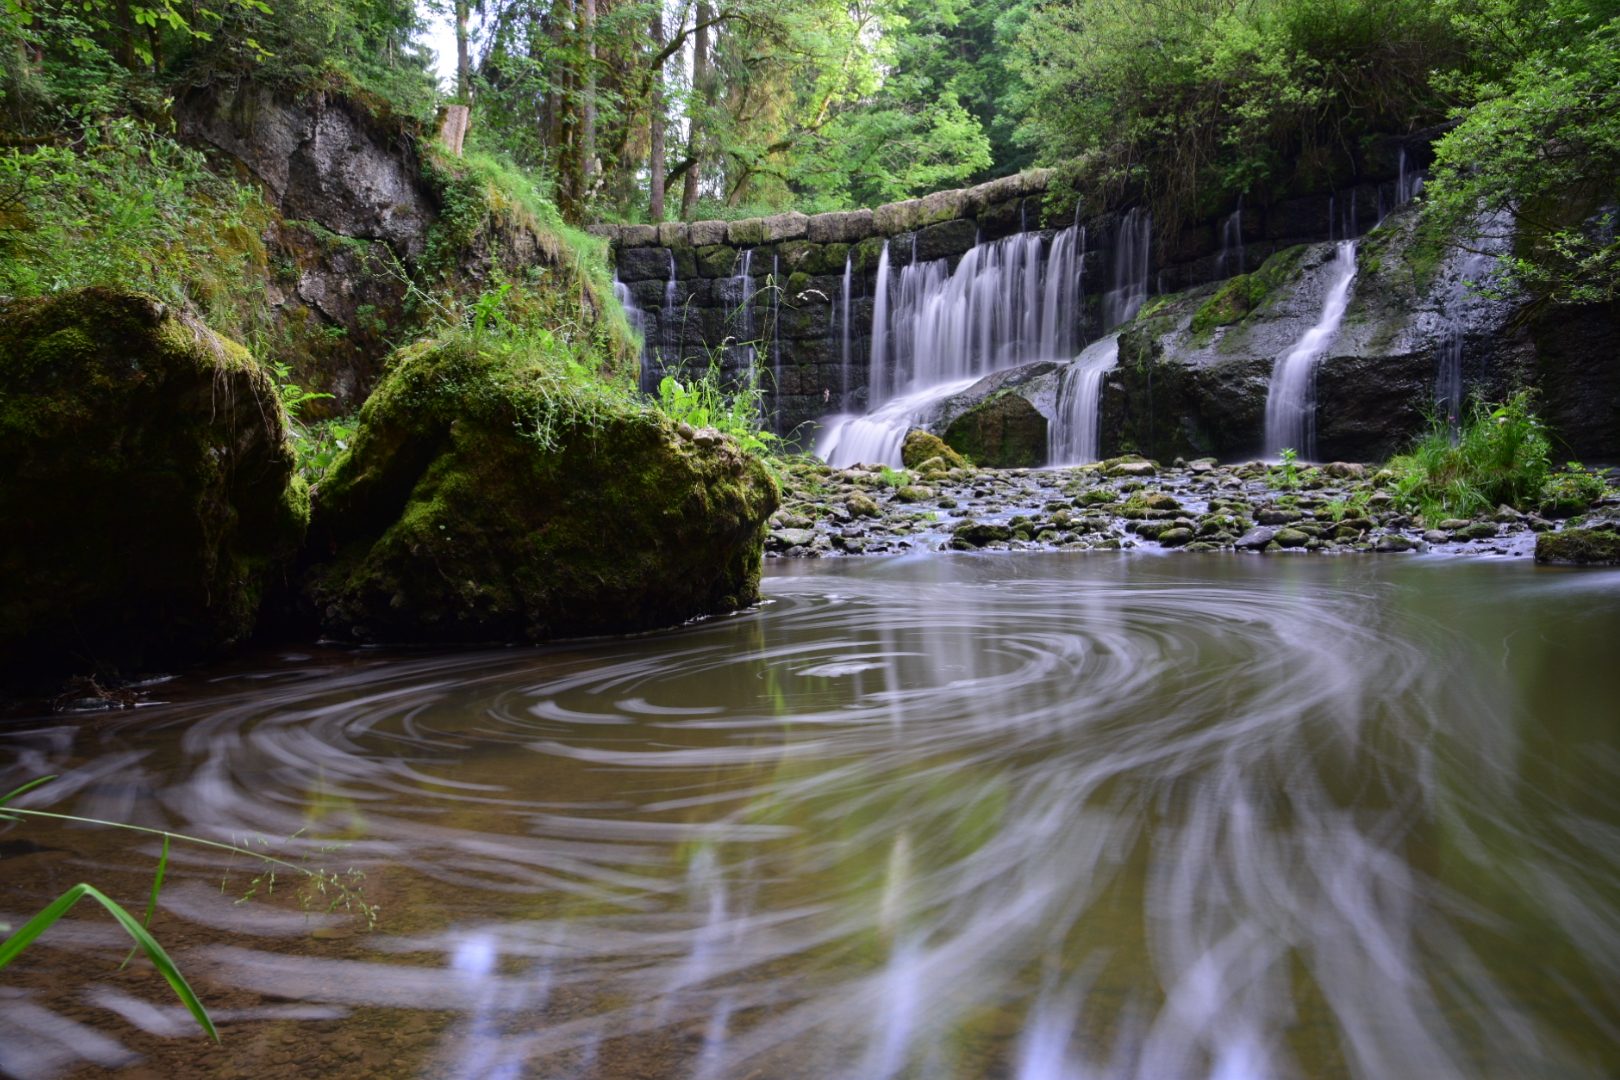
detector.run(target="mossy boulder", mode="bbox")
[901,430,966,470]
[0,288,307,687]
[303,338,778,643]
[1535,528,1620,565]
[943,390,1048,468]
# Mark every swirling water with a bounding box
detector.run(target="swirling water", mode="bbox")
[4,556,1620,1080]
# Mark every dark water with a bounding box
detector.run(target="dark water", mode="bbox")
[3,554,1620,1080]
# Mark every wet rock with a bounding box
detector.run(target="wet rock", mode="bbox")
[1375,535,1415,553]
[1457,521,1498,541]
[304,337,777,643]
[901,430,966,470]
[1157,527,1195,546]
[0,288,307,685]
[1438,518,1471,531]
[1235,526,1278,550]
[1274,528,1310,548]
[1535,528,1620,565]
[892,485,935,504]
[769,528,816,551]
[1257,508,1303,526]
[1423,530,1451,544]
[1107,460,1158,478]
[1322,462,1367,479]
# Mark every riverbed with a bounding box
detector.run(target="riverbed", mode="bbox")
[3,554,1620,1080]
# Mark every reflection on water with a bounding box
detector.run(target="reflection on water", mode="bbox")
[4,555,1620,1080]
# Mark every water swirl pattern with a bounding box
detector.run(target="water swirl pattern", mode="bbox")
[4,556,1620,1080]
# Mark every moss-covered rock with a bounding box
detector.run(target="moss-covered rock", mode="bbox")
[943,390,1048,468]
[302,338,778,643]
[0,288,307,687]
[901,430,966,470]
[1535,528,1620,565]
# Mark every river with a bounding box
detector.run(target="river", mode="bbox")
[3,554,1619,1080]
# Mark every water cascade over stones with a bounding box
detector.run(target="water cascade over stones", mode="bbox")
[1218,201,1245,277]
[1263,240,1359,460]
[840,251,853,403]
[1102,208,1152,330]
[820,224,1088,467]
[1048,333,1121,465]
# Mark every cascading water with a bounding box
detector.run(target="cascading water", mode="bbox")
[1264,241,1359,460]
[1101,208,1151,331]
[718,249,756,384]
[1217,201,1244,277]
[1047,334,1120,465]
[1435,252,1494,441]
[819,224,1089,467]
[840,252,853,403]
[614,272,650,390]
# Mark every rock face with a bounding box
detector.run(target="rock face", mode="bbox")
[0,289,307,686]
[1098,209,1536,463]
[304,339,779,643]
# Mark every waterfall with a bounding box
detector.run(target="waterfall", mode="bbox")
[613,272,648,390]
[819,223,1089,467]
[1396,147,1423,205]
[1048,334,1121,465]
[1435,252,1494,441]
[1039,226,1084,360]
[840,252,853,404]
[718,249,755,383]
[770,252,782,411]
[1218,201,1244,277]
[869,241,892,405]
[1264,241,1359,460]
[1101,208,1151,330]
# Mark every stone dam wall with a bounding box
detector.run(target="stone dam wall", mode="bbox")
[599,134,1434,437]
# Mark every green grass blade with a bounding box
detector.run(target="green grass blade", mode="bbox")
[0,883,89,968]
[121,832,171,971]
[0,775,58,819]
[79,885,220,1043]
[0,882,220,1043]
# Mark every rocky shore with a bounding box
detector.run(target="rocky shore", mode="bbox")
[766,451,1620,562]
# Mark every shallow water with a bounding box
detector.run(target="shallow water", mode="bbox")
[4,554,1620,1080]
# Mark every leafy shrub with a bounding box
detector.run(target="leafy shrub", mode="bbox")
[1387,391,1551,520]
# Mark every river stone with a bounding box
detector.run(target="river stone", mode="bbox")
[1322,462,1367,479]
[892,486,934,504]
[846,492,880,517]
[1234,526,1278,550]
[1423,530,1451,544]
[1107,461,1158,478]
[1438,518,1471,531]
[768,528,815,550]
[0,288,308,686]
[952,521,1012,547]
[1157,527,1195,546]
[1257,508,1303,525]
[303,337,777,643]
[901,430,966,470]
[1274,528,1310,547]
[944,390,1048,469]
[1457,521,1498,541]
[1535,528,1620,564]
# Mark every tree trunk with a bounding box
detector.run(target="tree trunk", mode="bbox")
[581,0,597,191]
[455,0,472,103]
[648,6,667,222]
[680,1,712,220]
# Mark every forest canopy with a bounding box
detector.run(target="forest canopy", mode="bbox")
[1,0,1616,298]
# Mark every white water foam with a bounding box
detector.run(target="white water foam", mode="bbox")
[1048,335,1121,466]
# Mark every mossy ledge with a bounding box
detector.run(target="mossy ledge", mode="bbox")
[1535,527,1620,565]
[302,337,780,644]
[0,288,307,688]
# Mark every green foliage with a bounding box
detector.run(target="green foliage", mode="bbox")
[1011,0,1461,224]
[1425,5,1620,303]
[878,465,911,488]
[655,369,781,457]
[1387,391,1552,520]
[0,119,271,338]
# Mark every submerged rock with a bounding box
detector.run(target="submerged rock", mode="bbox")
[0,288,307,685]
[304,338,778,643]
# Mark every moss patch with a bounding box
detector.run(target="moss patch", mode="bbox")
[1535,527,1620,564]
